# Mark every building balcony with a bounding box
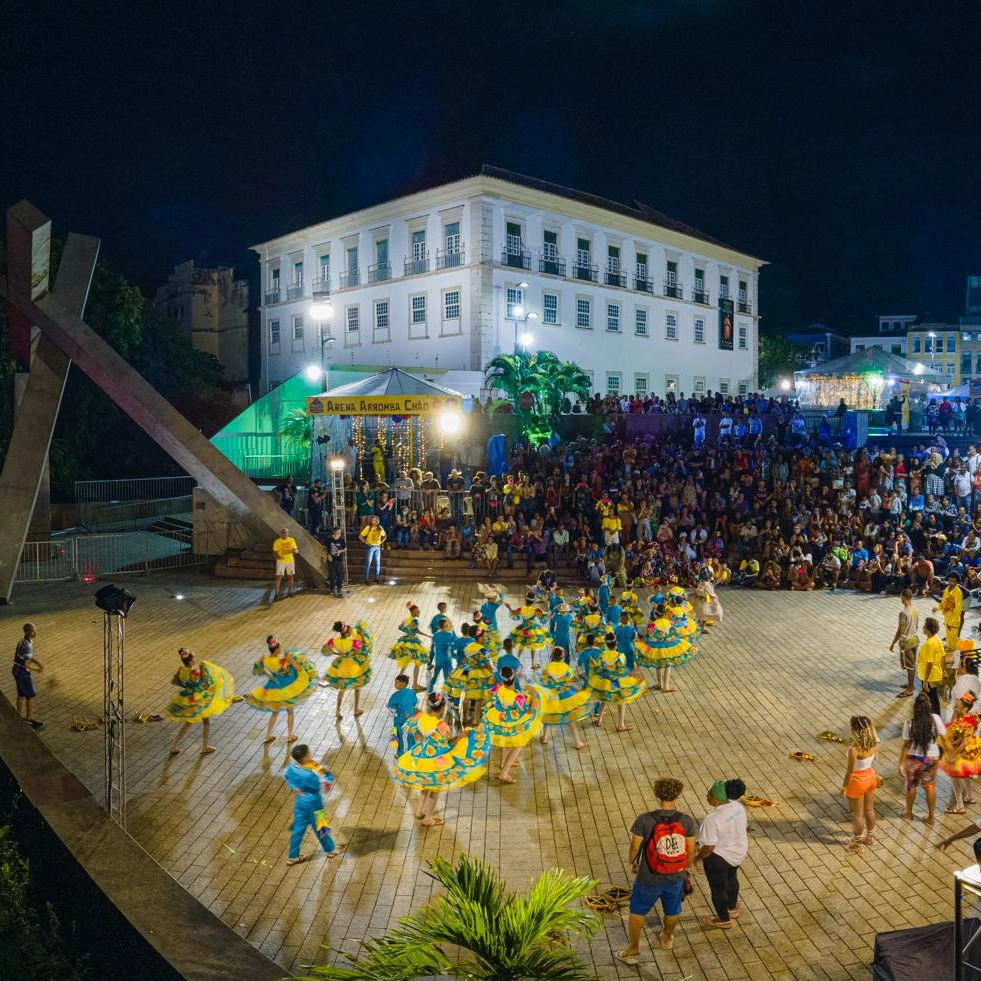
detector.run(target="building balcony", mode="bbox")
[310,276,331,295]
[539,255,566,277]
[738,298,752,314]
[264,289,281,305]
[663,281,684,300]
[692,287,710,305]
[574,263,598,283]
[605,269,626,288]
[339,270,360,289]
[501,247,531,271]
[404,254,430,276]
[436,246,465,269]
[286,283,305,301]
[368,262,392,283]
[634,275,654,293]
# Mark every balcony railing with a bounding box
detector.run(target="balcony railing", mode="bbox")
[692,287,710,304]
[286,283,305,301]
[339,270,360,289]
[436,246,465,269]
[368,262,392,283]
[404,253,430,276]
[663,281,684,299]
[501,247,531,271]
[738,298,752,314]
[539,255,567,277]
[605,269,626,288]
[264,288,281,305]
[574,263,598,283]
[634,276,654,293]
[310,276,331,295]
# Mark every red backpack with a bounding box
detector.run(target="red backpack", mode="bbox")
[643,814,689,875]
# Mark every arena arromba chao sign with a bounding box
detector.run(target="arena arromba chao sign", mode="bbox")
[306,394,463,416]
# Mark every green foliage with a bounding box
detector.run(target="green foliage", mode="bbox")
[279,407,313,453]
[758,334,808,389]
[0,825,88,981]
[297,853,599,981]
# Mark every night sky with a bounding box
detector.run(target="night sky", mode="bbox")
[2,1,979,335]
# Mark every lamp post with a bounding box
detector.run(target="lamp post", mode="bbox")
[307,298,335,386]
[512,305,538,353]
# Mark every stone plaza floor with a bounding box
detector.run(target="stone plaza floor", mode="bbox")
[1,568,975,980]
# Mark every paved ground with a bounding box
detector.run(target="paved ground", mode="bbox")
[0,570,975,980]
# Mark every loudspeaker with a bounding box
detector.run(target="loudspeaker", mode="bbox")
[94,584,137,617]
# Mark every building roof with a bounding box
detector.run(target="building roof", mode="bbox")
[317,367,461,398]
[478,165,740,252]
[794,347,946,381]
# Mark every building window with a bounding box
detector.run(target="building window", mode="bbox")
[576,298,591,329]
[608,245,620,273]
[607,302,620,332]
[665,374,679,393]
[635,308,648,336]
[947,333,957,353]
[411,294,427,325]
[976,353,981,374]
[738,280,748,301]
[543,229,558,262]
[292,315,304,340]
[270,266,280,289]
[345,246,359,287]
[505,221,523,256]
[373,300,390,343]
[719,274,729,299]
[319,254,330,283]
[346,306,359,334]
[694,268,704,289]
[738,325,748,349]
[948,362,955,375]
[636,252,648,279]
[666,312,677,340]
[269,319,281,347]
[666,259,678,285]
[375,239,390,278]
[719,378,730,395]
[963,352,973,375]
[543,292,558,325]
[693,375,706,395]
[738,382,748,396]
[606,373,621,396]
[855,344,866,351]
[293,261,303,286]
[694,318,705,343]
[444,222,460,253]
[634,374,648,397]
[506,286,523,319]
[913,335,921,353]
[892,344,902,355]
[412,230,427,261]
[444,289,460,321]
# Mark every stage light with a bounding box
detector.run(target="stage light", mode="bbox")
[94,584,137,617]
[329,457,345,471]
[779,378,791,391]
[438,411,462,434]
[305,364,323,382]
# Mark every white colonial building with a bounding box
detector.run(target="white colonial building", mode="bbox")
[252,166,766,400]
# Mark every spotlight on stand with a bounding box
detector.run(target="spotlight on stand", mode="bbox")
[94,584,137,617]
[438,410,462,434]
[330,457,345,471]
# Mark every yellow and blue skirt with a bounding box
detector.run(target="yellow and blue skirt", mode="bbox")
[483,687,544,747]
[165,662,235,723]
[245,652,318,712]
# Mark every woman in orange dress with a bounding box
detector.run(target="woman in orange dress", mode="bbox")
[840,715,879,852]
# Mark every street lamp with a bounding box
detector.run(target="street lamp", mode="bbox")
[513,309,538,353]
[927,331,939,372]
[309,299,335,386]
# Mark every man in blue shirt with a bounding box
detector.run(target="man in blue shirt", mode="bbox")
[429,621,457,694]
[387,675,418,755]
[615,613,638,671]
[283,743,344,865]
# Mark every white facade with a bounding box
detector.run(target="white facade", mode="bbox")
[252,168,765,400]
[850,335,908,356]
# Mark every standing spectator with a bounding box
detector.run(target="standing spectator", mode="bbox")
[12,622,43,729]
[918,618,946,715]
[326,526,347,597]
[618,777,697,963]
[307,479,325,535]
[899,691,946,824]
[889,588,920,698]
[277,475,296,516]
[446,468,466,523]
[272,527,298,600]
[695,778,749,929]
[359,514,386,584]
[839,717,880,852]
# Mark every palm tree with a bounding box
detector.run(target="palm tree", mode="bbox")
[278,407,312,479]
[538,358,591,421]
[299,854,600,981]
[483,352,546,407]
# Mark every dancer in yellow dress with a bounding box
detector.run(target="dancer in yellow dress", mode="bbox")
[620,582,645,627]
[484,666,543,783]
[636,617,695,693]
[322,621,372,721]
[935,573,965,652]
[165,648,235,756]
[587,633,646,732]
[535,647,594,751]
[506,592,553,669]
[574,604,606,652]
[246,636,319,745]
[446,626,496,728]
[389,603,431,691]
[390,691,490,827]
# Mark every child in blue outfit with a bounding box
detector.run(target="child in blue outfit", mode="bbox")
[614,612,638,671]
[387,674,418,755]
[495,637,523,691]
[551,602,573,654]
[577,634,601,680]
[283,743,345,865]
[605,598,624,633]
[429,620,457,693]
[597,576,611,616]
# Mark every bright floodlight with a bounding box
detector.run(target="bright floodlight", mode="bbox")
[527,312,539,321]
[329,457,345,471]
[779,378,791,391]
[310,301,334,320]
[513,304,524,318]
[519,332,534,347]
[519,281,529,289]
[439,410,462,434]
[305,364,322,382]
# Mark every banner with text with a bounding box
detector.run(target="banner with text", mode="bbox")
[306,394,463,416]
[718,297,734,351]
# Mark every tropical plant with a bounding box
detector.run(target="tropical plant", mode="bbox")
[298,853,600,981]
[484,351,591,423]
[483,351,547,406]
[757,333,808,389]
[278,407,313,453]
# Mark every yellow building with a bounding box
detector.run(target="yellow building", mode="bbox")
[905,324,965,385]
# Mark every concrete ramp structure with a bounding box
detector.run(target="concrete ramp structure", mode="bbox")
[0,201,325,602]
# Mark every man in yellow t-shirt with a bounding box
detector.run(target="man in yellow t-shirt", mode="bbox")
[917,616,946,715]
[272,527,298,599]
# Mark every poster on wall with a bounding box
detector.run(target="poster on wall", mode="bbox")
[718,297,734,350]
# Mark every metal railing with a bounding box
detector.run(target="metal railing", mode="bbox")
[605,269,626,288]
[663,281,684,299]
[436,247,465,269]
[264,289,281,305]
[15,531,201,584]
[501,248,531,270]
[692,287,710,304]
[286,283,305,301]
[573,263,598,282]
[368,262,392,282]
[539,255,566,277]
[81,495,193,530]
[738,298,752,314]
[310,276,331,294]
[634,275,654,293]
[340,270,360,288]
[210,433,308,479]
[76,476,195,506]
[404,254,430,276]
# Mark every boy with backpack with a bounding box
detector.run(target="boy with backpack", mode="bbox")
[618,777,697,965]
